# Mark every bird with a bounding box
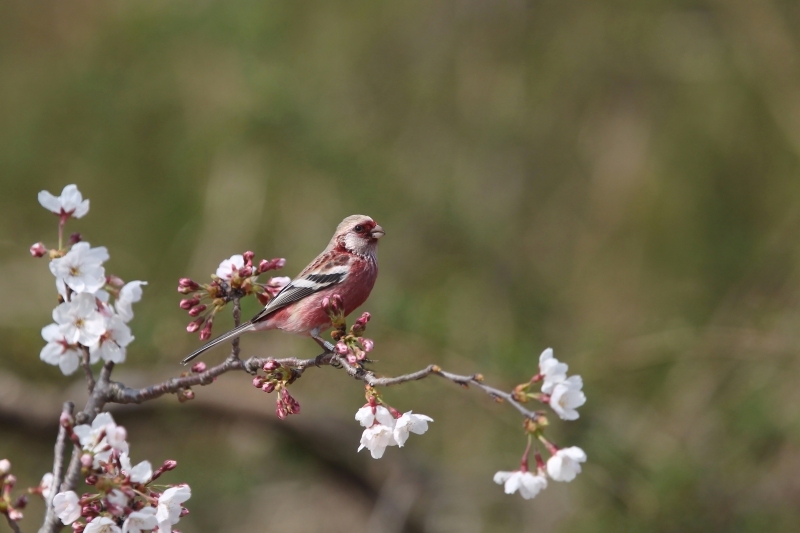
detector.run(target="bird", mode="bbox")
[181,215,384,365]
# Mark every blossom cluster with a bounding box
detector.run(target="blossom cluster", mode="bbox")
[178,252,289,340]
[0,459,28,524]
[323,295,374,364]
[495,348,588,500]
[33,185,146,375]
[49,412,191,533]
[354,392,433,459]
[251,360,302,419]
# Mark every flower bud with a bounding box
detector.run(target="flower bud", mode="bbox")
[335,341,349,355]
[199,324,212,341]
[238,265,254,278]
[346,353,358,365]
[84,475,98,485]
[13,494,27,510]
[0,459,10,475]
[257,259,270,273]
[263,360,280,371]
[359,338,374,352]
[180,507,190,517]
[188,304,207,317]
[243,251,255,265]
[68,232,82,245]
[80,454,93,469]
[178,278,199,289]
[161,460,177,471]
[273,258,286,269]
[29,242,47,257]
[8,509,23,521]
[5,474,16,487]
[191,362,207,373]
[252,376,265,388]
[179,298,199,310]
[186,318,204,333]
[275,403,287,420]
[261,382,275,393]
[72,522,86,533]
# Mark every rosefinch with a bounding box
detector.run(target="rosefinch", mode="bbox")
[181,215,383,364]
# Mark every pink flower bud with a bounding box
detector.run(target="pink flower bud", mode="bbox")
[289,401,300,414]
[274,258,286,269]
[60,411,74,429]
[80,506,94,518]
[335,341,349,355]
[68,232,82,245]
[72,522,85,533]
[14,494,28,509]
[199,328,212,341]
[261,382,275,393]
[106,275,125,287]
[359,338,374,352]
[84,475,97,485]
[191,362,207,373]
[238,265,254,277]
[346,353,358,365]
[5,474,16,487]
[178,278,199,289]
[180,507,190,517]
[252,376,265,388]
[183,390,195,400]
[186,318,204,333]
[29,242,47,257]
[263,360,280,371]
[161,460,177,471]
[257,259,270,273]
[188,304,207,317]
[179,298,199,310]
[243,251,255,265]
[80,454,93,468]
[275,403,287,420]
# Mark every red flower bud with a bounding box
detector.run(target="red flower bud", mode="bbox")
[14,494,27,509]
[72,522,85,533]
[262,382,275,393]
[275,402,287,420]
[257,259,270,273]
[29,242,47,257]
[252,376,265,388]
[161,460,177,471]
[335,342,349,355]
[199,326,212,341]
[238,265,254,277]
[188,304,207,317]
[84,475,97,485]
[186,318,204,333]
[178,278,199,288]
[68,232,82,245]
[191,362,207,373]
[263,360,280,371]
[243,251,255,265]
[179,298,199,310]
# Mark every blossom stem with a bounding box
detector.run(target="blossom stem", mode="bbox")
[536,433,559,456]
[39,402,74,533]
[520,434,532,472]
[80,346,96,393]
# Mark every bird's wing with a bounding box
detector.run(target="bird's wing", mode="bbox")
[250,255,350,323]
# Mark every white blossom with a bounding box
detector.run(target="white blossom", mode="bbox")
[392,411,433,447]
[84,516,121,533]
[546,446,587,482]
[49,242,109,296]
[40,323,84,375]
[215,254,244,280]
[129,460,153,484]
[105,423,128,452]
[358,424,397,459]
[38,184,90,219]
[52,293,106,346]
[156,485,191,533]
[107,489,129,508]
[493,470,548,499]
[549,375,586,421]
[40,472,54,500]
[123,507,158,533]
[116,281,147,323]
[53,491,81,525]
[0,459,10,474]
[539,348,568,395]
[73,413,128,466]
[89,315,133,364]
[355,405,394,428]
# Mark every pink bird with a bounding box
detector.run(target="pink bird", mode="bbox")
[181,215,383,364]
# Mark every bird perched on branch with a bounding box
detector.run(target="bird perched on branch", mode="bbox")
[181,215,384,364]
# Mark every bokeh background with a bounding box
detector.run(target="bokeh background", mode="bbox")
[2,0,800,531]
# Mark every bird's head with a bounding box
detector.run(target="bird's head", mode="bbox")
[332,214,384,256]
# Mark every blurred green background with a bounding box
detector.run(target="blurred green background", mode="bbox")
[2,0,800,531]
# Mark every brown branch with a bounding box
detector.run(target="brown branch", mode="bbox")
[5,514,22,533]
[228,297,241,362]
[80,347,95,393]
[38,402,73,533]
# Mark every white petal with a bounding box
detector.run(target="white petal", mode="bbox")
[73,199,90,218]
[539,347,554,364]
[493,471,514,484]
[41,323,62,342]
[38,190,61,213]
[129,460,153,483]
[57,351,80,376]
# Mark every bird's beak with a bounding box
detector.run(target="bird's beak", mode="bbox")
[370,225,385,239]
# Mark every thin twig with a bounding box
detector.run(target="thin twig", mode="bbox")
[228,297,242,362]
[38,402,74,533]
[5,514,22,533]
[80,347,95,393]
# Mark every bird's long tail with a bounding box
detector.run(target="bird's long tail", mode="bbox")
[181,321,256,365]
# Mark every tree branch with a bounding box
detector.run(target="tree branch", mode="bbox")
[38,402,73,533]
[5,514,22,533]
[80,347,95,393]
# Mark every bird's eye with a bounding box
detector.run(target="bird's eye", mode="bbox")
[354,224,364,232]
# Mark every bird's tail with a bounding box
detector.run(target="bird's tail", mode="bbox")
[181,321,256,365]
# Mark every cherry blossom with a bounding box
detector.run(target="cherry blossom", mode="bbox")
[156,484,191,533]
[128,460,153,484]
[546,446,587,482]
[549,375,586,421]
[49,242,108,296]
[0,458,10,474]
[539,348,568,394]
[493,470,548,499]
[355,405,394,428]
[73,413,129,464]
[84,516,121,533]
[116,281,147,323]
[52,293,106,346]
[122,507,158,533]
[40,323,84,375]
[40,472,54,500]
[358,424,397,459]
[53,490,81,525]
[38,184,90,219]
[107,488,129,508]
[393,411,433,447]
[215,254,245,280]
[89,315,133,364]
